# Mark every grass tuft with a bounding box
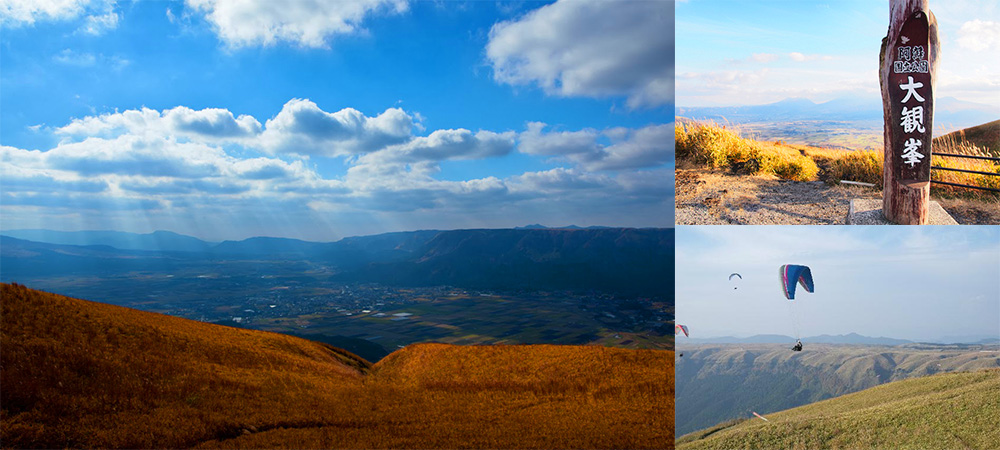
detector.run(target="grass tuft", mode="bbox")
[676,121,818,181]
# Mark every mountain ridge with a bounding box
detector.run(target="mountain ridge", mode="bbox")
[674,342,1000,435]
[2,228,673,296]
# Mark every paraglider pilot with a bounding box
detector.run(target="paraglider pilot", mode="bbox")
[792,339,803,352]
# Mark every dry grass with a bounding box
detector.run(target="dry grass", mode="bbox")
[677,120,999,201]
[930,135,1000,201]
[676,122,819,182]
[1,283,674,449]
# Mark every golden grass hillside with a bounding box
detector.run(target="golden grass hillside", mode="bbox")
[1,283,673,449]
[676,368,1000,450]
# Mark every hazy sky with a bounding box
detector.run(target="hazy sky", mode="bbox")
[676,226,1000,342]
[676,0,1000,107]
[0,0,673,241]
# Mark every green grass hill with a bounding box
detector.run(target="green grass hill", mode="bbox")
[676,368,1000,449]
[0,283,673,449]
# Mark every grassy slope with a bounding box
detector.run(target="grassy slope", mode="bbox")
[677,368,1000,450]
[935,119,1000,156]
[1,283,673,449]
[675,344,1000,435]
[1,282,370,449]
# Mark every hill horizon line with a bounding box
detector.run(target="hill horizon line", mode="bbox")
[679,332,1000,346]
[0,224,665,246]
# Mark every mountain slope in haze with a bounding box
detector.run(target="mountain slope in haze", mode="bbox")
[677,369,1000,449]
[674,343,1000,436]
[2,228,672,296]
[0,229,215,252]
[676,96,996,131]
[352,228,673,296]
[1,283,673,449]
[684,333,913,346]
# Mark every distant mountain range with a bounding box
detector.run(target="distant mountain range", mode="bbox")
[1,227,673,296]
[676,96,997,132]
[0,229,216,252]
[680,332,998,346]
[681,333,914,346]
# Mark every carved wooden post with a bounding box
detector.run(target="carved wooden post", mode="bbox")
[880,0,938,224]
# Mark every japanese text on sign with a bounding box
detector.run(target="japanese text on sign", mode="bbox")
[894,45,929,74]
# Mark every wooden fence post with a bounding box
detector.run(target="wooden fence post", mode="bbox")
[880,0,938,224]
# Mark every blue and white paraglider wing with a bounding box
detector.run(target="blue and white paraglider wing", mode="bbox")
[779,264,814,300]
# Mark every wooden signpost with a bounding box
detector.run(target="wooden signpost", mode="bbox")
[879,0,938,224]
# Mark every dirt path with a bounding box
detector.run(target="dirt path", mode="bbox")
[675,169,999,225]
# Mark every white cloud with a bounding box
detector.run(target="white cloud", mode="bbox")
[519,122,672,171]
[184,0,408,48]
[956,19,1000,51]
[519,122,601,157]
[1,0,118,35]
[486,0,673,108]
[57,106,262,142]
[1,0,87,25]
[2,98,673,237]
[359,128,517,164]
[79,10,117,34]
[259,99,413,157]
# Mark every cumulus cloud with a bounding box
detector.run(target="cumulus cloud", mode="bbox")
[956,20,1000,52]
[519,123,672,171]
[43,136,224,178]
[2,98,673,236]
[1,0,87,25]
[79,9,117,34]
[57,106,262,142]
[356,128,516,168]
[259,99,413,157]
[184,0,408,48]
[1,0,119,34]
[486,0,673,108]
[519,122,601,157]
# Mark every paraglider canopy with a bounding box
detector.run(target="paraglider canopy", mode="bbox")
[779,264,814,300]
[675,324,689,337]
[729,273,742,289]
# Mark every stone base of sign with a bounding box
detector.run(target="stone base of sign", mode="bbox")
[847,198,958,224]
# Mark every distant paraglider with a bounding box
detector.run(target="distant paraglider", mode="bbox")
[780,264,814,351]
[752,411,769,422]
[676,324,689,357]
[729,273,742,289]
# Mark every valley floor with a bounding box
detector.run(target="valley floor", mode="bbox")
[675,168,1000,225]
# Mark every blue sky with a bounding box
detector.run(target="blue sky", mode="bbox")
[1,0,673,241]
[676,0,1000,107]
[675,226,1000,342]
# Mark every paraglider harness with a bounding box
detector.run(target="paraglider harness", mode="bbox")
[792,340,803,352]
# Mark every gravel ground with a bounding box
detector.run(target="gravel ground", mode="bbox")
[674,169,998,225]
